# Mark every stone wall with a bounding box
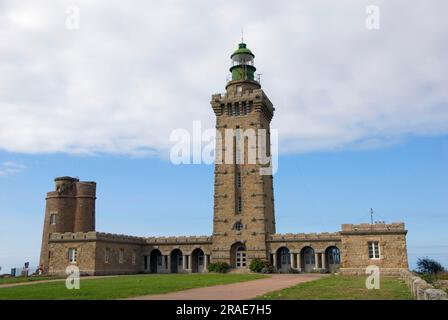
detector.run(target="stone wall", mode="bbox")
[48,240,97,276]
[339,223,408,276]
[400,269,448,300]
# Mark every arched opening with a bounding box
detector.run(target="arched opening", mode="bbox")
[150,249,162,273]
[191,248,205,273]
[325,246,341,272]
[276,247,291,272]
[170,249,183,273]
[230,242,246,268]
[301,247,315,273]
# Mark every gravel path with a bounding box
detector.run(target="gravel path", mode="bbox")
[127,274,326,300]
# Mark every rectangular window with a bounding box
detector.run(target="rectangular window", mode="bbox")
[119,248,124,264]
[50,213,57,225]
[235,129,243,164]
[105,248,111,263]
[132,251,136,265]
[233,103,240,116]
[237,196,242,213]
[241,101,247,115]
[236,172,241,188]
[68,248,77,263]
[368,241,380,259]
[246,103,252,114]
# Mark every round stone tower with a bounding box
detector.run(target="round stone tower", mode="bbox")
[74,181,96,232]
[39,176,96,272]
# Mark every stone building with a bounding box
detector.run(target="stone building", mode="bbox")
[39,42,409,276]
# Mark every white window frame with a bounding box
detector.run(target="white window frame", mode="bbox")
[50,213,57,225]
[368,241,381,259]
[68,248,77,263]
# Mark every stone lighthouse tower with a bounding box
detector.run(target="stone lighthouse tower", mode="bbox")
[210,42,276,269]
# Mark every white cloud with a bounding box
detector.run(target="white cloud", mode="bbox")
[0,0,447,156]
[0,161,26,176]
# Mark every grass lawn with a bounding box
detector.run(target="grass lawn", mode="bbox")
[0,276,62,285]
[0,273,266,300]
[257,275,412,300]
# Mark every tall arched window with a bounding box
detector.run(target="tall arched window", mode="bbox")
[278,247,290,265]
[327,247,341,265]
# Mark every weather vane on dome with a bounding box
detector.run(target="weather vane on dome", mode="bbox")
[241,29,244,43]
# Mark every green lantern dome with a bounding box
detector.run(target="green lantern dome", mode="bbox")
[229,42,257,82]
[231,43,255,60]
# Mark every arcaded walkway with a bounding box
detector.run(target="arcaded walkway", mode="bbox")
[128,274,326,300]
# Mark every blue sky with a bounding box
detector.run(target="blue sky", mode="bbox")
[1,1,448,273]
[1,135,447,271]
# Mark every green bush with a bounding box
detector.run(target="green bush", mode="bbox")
[250,259,274,273]
[207,262,230,273]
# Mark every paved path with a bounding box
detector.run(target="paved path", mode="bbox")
[0,275,117,289]
[128,274,326,300]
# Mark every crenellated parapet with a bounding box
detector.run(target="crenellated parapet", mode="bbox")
[49,232,146,244]
[145,235,213,245]
[268,232,341,242]
[48,232,214,245]
[341,222,407,235]
[211,88,274,120]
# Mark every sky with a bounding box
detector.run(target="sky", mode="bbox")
[0,0,447,272]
